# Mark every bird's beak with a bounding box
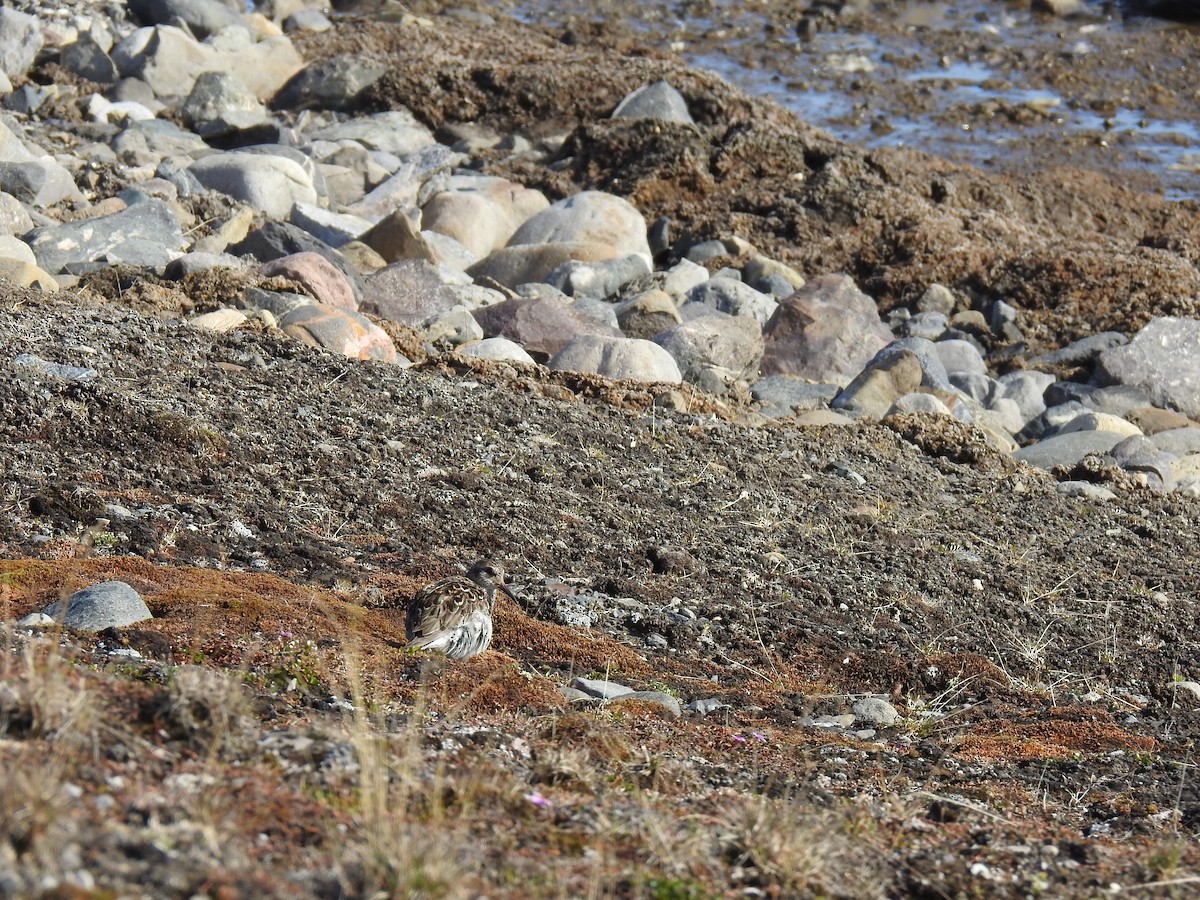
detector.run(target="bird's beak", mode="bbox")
[498,581,518,602]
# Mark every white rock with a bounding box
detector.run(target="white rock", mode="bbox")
[550,334,682,384]
[188,152,317,219]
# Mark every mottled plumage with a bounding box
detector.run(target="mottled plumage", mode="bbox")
[405,561,511,660]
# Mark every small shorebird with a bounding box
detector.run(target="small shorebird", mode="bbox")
[405,560,513,660]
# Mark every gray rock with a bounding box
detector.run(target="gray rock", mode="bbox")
[550,334,683,384]
[682,279,778,326]
[127,0,250,39]
[456,337,536,365]
[1094,317,1200,418]
[0,234,34,263]
[851,697,900,726]
[654,313,763,390]
[113,119,209,166]
[288,203,371,248]
[42,581,152,631]
[761,274,893,385]
[933,338,986,375]
[1150,427,1200,456]
[1111,435,1175,490]
[0,191,33,235]
[545,253,651,299]
[508,190,651,265]
[283,9,333,32]
[999,370,1056,426]
[570,677,634,700]
[13,354,99,382]
[877,337,954,391]
[307,110,435,160]
[950,371,1000,406]
[751,376,840,417]
[422,306,483,347]
[898,311,948,340]
[0,120,84,207]
[182,71,268,137]
[26,199,185,273]
[61,34,119,84]
[114,25,301,102]
[611,80,693,124]
[0,8,42,80]
[360,258,462,326]
[1013,430,1125,470]
[271,54,389,111]
[188,150,318,219]
[1044,382,1153,417]
[1029,331,1127,368]
[343,144,464,221]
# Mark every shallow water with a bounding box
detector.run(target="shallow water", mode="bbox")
[504,0,1200,201]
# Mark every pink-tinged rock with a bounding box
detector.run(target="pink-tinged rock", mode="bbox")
[422,180,549,258]
[473,293,621,358]
[466,241,620,290]
[259,252,356,311]
[360,259,464,326]
[278,303,400,364]
[508,190,651,264]
[760,274,893,385]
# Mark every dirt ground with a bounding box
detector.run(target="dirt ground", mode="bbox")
[3,4,1200,898]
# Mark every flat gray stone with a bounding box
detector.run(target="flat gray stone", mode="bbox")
[42,581,152,631]
[1013,430,1125,470]
[26,199,185,273]
[570,677,634,700]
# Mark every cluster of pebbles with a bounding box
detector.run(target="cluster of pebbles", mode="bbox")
[3,0,1200,496]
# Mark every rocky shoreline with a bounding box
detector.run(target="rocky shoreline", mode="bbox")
[3,1,1200,898]
[4,1,1200,490]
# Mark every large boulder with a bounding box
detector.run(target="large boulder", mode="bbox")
[760,274,893,385]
